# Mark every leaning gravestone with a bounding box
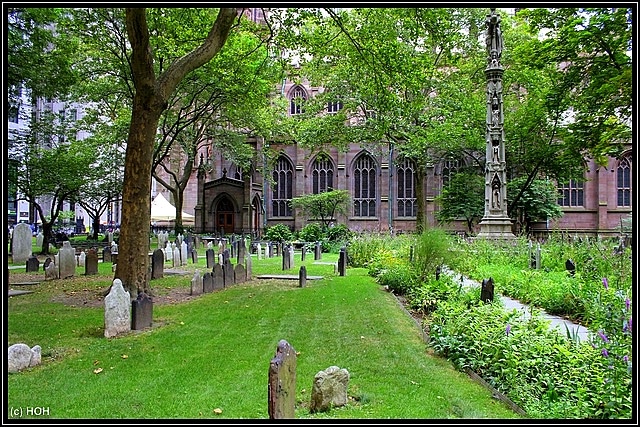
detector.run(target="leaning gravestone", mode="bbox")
[131,292,153,330]
[310,366,350,413]
[268,339,297,419]
[151,249,164,280]
[7,343,42,373]
[190,270,203,296]
[25,255,40,273]
[481,277,494,303]
[104,278,131,338]
[58,241,76,279]
[206,248,215,269]
[11,222,32,264]
[85,249,99,276]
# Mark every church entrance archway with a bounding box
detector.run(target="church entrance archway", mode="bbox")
[216,196,234,234]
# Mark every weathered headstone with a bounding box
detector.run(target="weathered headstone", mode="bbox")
[212,264,224,290]
[268,340,297,419]
[237,240,246,265]
[310,366,350,413]
[289,244,294,269]
[35,232,44,248]
[314,241,322,261]
[25,255,40,273]
[78,250,86,267]
[565,259,576,276]
[7,343,42,373]
[245,253,252,280]
[11,223,32,264]
[481,277,494,303]
[131,292,153,330]
[218,253,224,266]
[85,249,99,276]
[223,249,230,263]
[301,245,306,261]
[206,249,215,269]
[338,247,346,276]
[203,272,214,293]
[223,260,234,287]
[299,266,307,288]
[151,249,164,280]
[58,241,76,279]
[190,270,203,296]
[181,241,188,266]
[172,245,180,268]
[257,243,262,260]
[282,246,291,271]
[104,278,131,338]
[191,248,198,264]
[234,263,247,284]
[44,260,58,280]
[103,246,112,263]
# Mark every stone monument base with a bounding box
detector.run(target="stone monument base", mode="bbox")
[476,217,516,239]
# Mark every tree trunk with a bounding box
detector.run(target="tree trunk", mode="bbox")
[92,216,101,241]
[115,7,237,296]
[40,222,54,255]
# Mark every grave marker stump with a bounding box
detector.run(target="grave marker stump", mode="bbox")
[268,340,297,419]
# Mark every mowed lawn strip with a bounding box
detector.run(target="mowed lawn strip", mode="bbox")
[7,252,521,419]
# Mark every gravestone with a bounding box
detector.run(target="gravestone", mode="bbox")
[42,257,52,272]
[151,249,164,280]
[35,232,44,248]
[257,243,262,260]
[282,247,291,271]
[289,245,294,269]
[566,259,576,276]
[314,241,322,260]
[104,279,131,338]
[338,247,347,276]
[268,340,297,419]
[266,242,272,258]
[85,249,99,276]
[191,248,198,264]
[206,249,215,269]
[212,264,224,290]
[203,272,214,293]
[7,343,42,373]
[301,245,306,261]
[234,263,247,284]
[103,247,112,263]
[481,277,494,303]
[245,253,252,280]
[172,245,180,268]
[237,240,246,265]
[190,270,203,296]
[45,261,59,280]
[223,260,235,287]
[181,241,188,266]
[78,251,86,267]
[26,255,40,273]
[230,238,235,258]
[58,241,76,279]
[223,249,230,263]
[310,366,350,413]
[131,292,153,330]
[299,266,307,288]
[11,223,32,264]
[218,253,224,265]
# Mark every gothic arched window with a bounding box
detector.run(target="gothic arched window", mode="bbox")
[289,86,307,116]
[353,153,377,217]
[557,179,584,207]
[397,158,417,217]
[312,156,334,194]
[617,157,632,207]
[272,156,293,217]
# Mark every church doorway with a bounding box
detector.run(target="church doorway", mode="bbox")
[216,196,234,234]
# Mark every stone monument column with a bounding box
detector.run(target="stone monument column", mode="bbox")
[477,8,515,239]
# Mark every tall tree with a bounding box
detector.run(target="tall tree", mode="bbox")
[290,190,350,229]
[115,8,238,295]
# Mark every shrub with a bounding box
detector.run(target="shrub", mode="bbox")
[298,223,323,242]
[264,224,293,242]
[413,227,454,281]
[326,224,352,242]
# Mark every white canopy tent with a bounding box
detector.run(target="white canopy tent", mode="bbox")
[150,193,195,225]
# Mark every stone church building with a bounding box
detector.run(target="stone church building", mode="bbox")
[156,78,632,240]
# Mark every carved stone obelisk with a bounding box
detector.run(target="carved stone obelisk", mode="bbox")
[477,8,515,239]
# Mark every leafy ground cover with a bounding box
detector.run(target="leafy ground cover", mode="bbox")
[7,248,521,420]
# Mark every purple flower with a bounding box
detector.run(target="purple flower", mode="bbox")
[629,316,633,332]
[598,330,610,343]
[601,348,609,357]
[623,355,629,363]
[602,277,609,290]
[626,297,631,311]
[506,323,511,336]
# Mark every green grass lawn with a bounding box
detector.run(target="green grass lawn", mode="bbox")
[7,250,522,420]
